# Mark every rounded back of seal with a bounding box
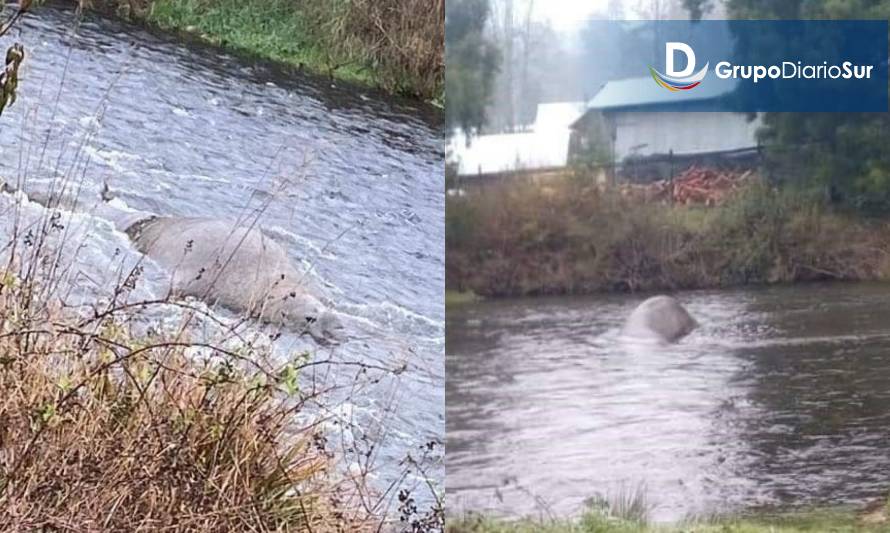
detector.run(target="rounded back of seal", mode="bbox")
[621,295,697,343]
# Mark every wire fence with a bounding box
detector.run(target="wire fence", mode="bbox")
[447,140,838,193]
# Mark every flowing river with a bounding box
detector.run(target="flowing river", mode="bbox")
[447,283,890,522]
[0,2,444,511]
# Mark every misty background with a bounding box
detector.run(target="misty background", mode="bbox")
[450,0,726,136]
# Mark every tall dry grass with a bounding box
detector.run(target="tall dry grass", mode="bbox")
[0,279,370,530]
[316,0,445,98]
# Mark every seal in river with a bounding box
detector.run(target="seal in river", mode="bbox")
[18,185,342,343]
[621,295,697,343]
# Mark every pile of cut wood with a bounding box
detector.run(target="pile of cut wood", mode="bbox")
[669,166,758,205]
[618,166,759,206]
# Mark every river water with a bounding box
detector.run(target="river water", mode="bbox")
[447,283,890,522]
[0,2,443,511]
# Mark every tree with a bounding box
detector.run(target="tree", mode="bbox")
[445,0,500,138]
[634,0,720,20]
[723,0,890,212]
[681,0,713,20]
[486,0,574,131]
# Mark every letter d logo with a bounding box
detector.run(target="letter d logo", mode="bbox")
[666,42,695,77]
[649,42,709,92]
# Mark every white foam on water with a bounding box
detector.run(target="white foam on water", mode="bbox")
[0,191,168,304]
[82,145,144,175]
[340,300,443,332]
[699,332,890,350]
[188,173,230,184]
[106,196,135,212]
[263,225,330,260]
[78,114,101,129]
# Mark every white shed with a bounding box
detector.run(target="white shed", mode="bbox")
[449,102,587,177]
[573,77,760,162]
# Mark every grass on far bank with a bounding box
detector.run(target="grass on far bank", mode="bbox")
[446,175,890,298]
[446,289,480,306]
[94,0,444,101]
[147,0,367,84]
[448,506,890,533]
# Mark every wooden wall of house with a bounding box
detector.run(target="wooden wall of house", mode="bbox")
[611,111,761,161]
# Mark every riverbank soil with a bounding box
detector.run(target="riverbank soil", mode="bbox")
[446,174,890,297]
[84,0,444,101]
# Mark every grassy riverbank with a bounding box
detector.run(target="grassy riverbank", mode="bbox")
[446,177,890,297]
[88,0,444,102]
[448,505,890,532]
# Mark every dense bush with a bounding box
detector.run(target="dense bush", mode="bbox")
[446,177,890,297]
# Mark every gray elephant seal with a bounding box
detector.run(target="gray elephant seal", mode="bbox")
[621,295,697,343]
[129,216,342,343]
[14,185,342,343]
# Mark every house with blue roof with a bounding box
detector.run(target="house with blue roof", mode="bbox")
[570,76,761,174]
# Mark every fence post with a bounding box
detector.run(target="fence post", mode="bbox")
[756,140,767,185]
[669,149,674,204]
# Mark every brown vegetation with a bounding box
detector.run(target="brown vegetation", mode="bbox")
[308,0,445,98]
[447,174,890,297]
[0,252,375,530]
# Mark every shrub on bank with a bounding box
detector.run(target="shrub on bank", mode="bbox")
[446,177,890,297]
[303,0,444,99]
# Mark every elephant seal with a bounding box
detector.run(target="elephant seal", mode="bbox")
[128,216,342,343]
[12,184,342,343]
[621,295,697,343]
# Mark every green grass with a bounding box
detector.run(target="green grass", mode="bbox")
[147,0,373,86]
[89,0,443,100]
[448,507,888,533]
[446,290,480,306]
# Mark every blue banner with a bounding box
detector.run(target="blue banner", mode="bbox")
[586,20,888,112]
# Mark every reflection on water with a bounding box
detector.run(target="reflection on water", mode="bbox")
[446,283,890,521]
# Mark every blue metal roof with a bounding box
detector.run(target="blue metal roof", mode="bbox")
[587,75,737,111]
